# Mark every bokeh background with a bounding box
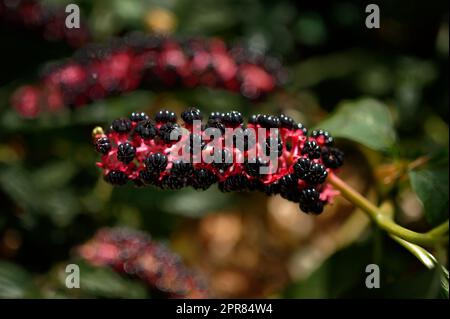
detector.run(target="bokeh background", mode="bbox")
[0,0,448,298]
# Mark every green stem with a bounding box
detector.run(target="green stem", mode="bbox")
[328,173,448,247]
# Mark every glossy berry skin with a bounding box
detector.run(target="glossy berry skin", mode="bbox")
[145,153,168,173]
[155,109,177,123]
[135,120,157,139]
[191,169,217,190]
[95,137,111,154]
[307,163,328,185]
[77,228,209,298]
[106,170,128,185]
[258,114,280,128]
[248,114,260,125]
[311,130,334,146]
[181,107,203,124]
[279,114,295,129]
[130,112,149,122]
[299,187,325,214]
[302,140,321,159]
[245,157,267,177]
[111,118,132,133]
[94,109,344,215]
[117,142,136,164]
[223,111,243,127]
[158,122,181,143]
[321,147,344,169]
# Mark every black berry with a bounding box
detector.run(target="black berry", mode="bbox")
[294,122,308,135]
[307,163,328,184]
[155,109,177,123]
[191,168,217,190]
[265,136,283,157]
[159,122,181,143]
[223,111,243,127]
[219,175,248,192]
[299,187,324,214]
[135,120,157,139]
[245,157,268,177]
[212,149,233,172]
[311,130,334,146]
[140,170,160,185]
[95,137,111,154]
[279,114,295,129]
[106,170,128,185]
[117,142,136,164]
[112,118,132,133]
[130,112,149,122]
[144,153,168,173]
[181,107,202,124]
[171,160,194,177]
[302,140,321,159]
[279,174,300,202]
[321,147,344,169]
[248,114,260,125]
[162,175,185,190]
[258,114,280,128]
[293,157,311,180]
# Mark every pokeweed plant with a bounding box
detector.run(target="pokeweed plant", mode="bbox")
[92,107,448,274]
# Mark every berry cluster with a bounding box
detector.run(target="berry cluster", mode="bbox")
[77,227,209,299]
[11,33,285,118]
[0,0,90,48]
[93,108,344,214]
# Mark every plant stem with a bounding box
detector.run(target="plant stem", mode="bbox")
[328,173,448,247]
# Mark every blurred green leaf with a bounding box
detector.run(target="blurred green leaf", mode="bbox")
[0,165,45,212]
[0,165,81,226]
[164,187,231,218]
[0,261,40,298]
[45,190,81,227]
[31,162,77,190]
[316,98,396,150]
[1,91,154,132]
[284,243,371,298]
[409,163,449,226]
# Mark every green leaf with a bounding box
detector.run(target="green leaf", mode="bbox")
[284,242,371,298]
[409,164,449,226]
[0,262,40,298]
[316,98,396,150]
[0,165,45,212]
[31,161,77,190]
[163,187,232,218]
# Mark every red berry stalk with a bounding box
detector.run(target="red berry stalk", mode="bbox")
[0,0,90,47]
[11,33,285,118]
[77,227,209,299]
[93,108,344,214]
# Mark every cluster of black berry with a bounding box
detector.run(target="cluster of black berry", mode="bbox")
[94,108,344,214]
[0,0,90,48]
[77,227,209,298]
[11,32,285,118]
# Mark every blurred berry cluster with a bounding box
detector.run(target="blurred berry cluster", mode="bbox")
[77,227,209,298]
[11,33,285,118]
[0,0,90,48]
[94,108,343,214]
